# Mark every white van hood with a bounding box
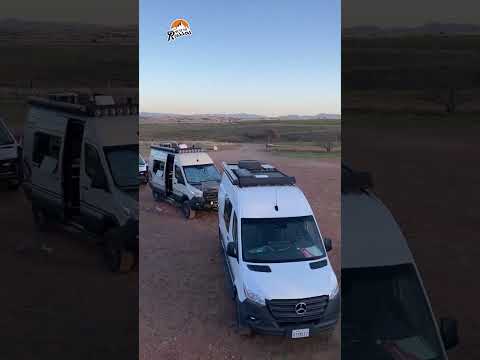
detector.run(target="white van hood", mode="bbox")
[242,260,337,300]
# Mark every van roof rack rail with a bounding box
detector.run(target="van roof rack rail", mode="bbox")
[28,96,138,117]
[150,143,205,154]
[223,160,296,187]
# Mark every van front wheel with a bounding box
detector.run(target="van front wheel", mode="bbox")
[104,235,135,273]
[182,201,196,220]
[235,295,253,337]
[152,190,163,202]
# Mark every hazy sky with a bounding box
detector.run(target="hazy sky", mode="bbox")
[140,0,341,116]
[343,0,480,27]
[1,0,137,25]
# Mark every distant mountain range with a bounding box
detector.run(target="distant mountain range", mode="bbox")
[344,22,480,36]
[140,112,341,121]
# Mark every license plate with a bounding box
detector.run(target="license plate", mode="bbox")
[292,328,310,338]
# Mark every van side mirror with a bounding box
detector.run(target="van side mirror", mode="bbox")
[226,242,237,258]
[324,238,333,252]
[440,317,459,350]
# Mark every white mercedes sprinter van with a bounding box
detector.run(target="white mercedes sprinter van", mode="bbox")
[218,160,339,338]
[341,164,458,359]
[148,143,221,219]
[22,93,139,272]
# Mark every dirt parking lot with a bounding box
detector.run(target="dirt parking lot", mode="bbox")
[0,185,138,359]
[139,144,340,360]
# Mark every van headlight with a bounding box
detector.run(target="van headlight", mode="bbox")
[244,286,265,306]
[329,282,340,299]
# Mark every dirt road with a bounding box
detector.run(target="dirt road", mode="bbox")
[139,144,340,360]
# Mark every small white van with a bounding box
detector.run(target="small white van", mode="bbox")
[22,93,139,272]
[139,154,148,183]
[0,117,22,189]
[218,160,339,338]
[148,143,221,219]
[341,164,458,359]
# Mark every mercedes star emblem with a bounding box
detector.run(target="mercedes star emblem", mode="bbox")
[295,302,307,315]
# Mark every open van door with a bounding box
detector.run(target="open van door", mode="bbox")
[165,153,174,196]
[31,130,64,221]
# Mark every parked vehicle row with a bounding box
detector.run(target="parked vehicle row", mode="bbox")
[148,143,340,338]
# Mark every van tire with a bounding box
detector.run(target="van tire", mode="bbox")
[152,190,162,202]
[235,294,253,337]
[182,201,196,220]
[104,234,135,273]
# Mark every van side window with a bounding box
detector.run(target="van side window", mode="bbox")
[232,212,239,258]
[152,160,165,174]
[85,144,99,179]
[33,132,61,165]
[232,212,238,242]
[175,165,185,185]
[224,198,233,232]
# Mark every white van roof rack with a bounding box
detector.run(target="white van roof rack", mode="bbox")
[150,143,205,154]
[223,160,296,187]
[28,95,138,117]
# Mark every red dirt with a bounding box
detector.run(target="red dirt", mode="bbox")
[0,185,138,359]
[139,144,341,360]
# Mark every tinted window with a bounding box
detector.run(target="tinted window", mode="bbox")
[183,164,220,184]
[33,132,61,165]
[241,216,326,263]
[342,264,445,360]
[104,145,139,188]
[175,166,185,185]
[0,122,14,145]
[153,160,165,174]
[223,198,232,232]
[85,144,101,180]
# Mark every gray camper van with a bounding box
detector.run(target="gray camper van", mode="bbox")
[22,93,139,272]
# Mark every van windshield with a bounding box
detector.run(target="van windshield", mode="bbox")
[183,164,220,184]
[104,145,139,189]
[342,264,445,360]
[241,216,325,263]
[0,123,14,146]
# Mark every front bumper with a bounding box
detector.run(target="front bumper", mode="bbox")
[138,171,148,183]
[0,158,20,181]
[189,196,218,211]
[238,295,340,337]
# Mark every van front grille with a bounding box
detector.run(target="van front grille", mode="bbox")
[203,190,218,203]
[0,159,16,175]
[267,296,329,326]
